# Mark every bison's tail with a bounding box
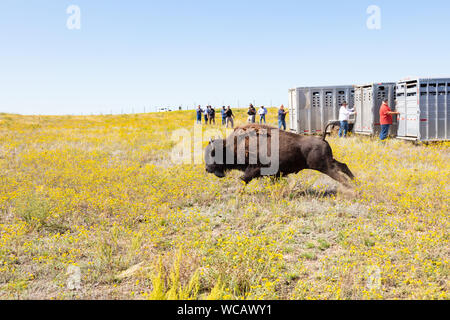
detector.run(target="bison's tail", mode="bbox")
[323,121,340,141]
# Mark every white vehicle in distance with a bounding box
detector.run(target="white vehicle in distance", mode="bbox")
[157,107,172,112]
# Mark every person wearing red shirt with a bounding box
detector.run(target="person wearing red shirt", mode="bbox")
[379,99,400,140]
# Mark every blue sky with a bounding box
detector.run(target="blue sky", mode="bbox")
[0,0,449,115]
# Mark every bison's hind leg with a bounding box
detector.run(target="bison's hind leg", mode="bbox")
[334,160,355,180]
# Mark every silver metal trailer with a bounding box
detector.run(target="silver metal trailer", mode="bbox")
[288,86,355,134]
[353,83,396,135]
[396,78,450,141]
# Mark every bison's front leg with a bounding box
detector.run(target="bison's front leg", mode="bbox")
[240,167,261,185]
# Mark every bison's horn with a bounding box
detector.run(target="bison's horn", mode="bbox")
[209,138,214,143]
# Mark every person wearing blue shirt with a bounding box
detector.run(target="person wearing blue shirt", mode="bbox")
[278,105,288,130]
[221,106,227,126]
[196,105,202,124]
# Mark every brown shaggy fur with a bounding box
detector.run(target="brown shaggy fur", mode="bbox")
[205,124,354,187]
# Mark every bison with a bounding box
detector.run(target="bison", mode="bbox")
[204,124,355,188]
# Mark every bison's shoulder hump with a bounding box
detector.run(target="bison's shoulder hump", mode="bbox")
[232,124,275,137]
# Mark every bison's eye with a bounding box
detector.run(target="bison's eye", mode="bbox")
[211,149,215,157]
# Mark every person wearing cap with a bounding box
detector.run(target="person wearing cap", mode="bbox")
[379,99,400,141]
[338,101,356,138]
[278,105,288,130]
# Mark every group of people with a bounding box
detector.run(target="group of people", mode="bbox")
[195,104,289,130]
[196,105,216,125]
[338,99,400,141]
[246,104,268,124]
[196,100,397,141]
[196,105,236,128]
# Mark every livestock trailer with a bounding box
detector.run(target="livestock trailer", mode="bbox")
[395,78,450,141]
[353,83,396,136]
[288,86,355,134]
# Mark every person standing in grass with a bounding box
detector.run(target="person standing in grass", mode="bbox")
[203,106,210,124]
[258,106,267,124]
[221,106,227,126]
[225,106,235,128]
[338,101,356,138]
[278,105,288,130]
[247,104,256,123]
[196,105,202,124]
[379,99,400,141]
[209,106,216,125]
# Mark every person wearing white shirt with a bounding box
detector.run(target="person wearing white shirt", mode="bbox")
[203,106,210,124]
[258,106,268,124]
[338,102,356,138]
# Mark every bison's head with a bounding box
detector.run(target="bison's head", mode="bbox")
[205,139,226,178]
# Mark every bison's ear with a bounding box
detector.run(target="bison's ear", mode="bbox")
[209,138,214,144]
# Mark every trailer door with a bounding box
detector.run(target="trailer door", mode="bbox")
[354,87,363,132]
[288,89,298,132]
[363,86,373,133]
[406,82,419,137]
[396,83,407,136]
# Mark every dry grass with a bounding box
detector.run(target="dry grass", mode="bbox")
[0,110,448,300]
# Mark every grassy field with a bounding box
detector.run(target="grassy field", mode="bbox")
[0,109,448,300]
